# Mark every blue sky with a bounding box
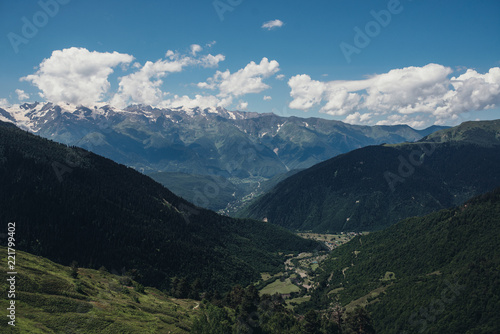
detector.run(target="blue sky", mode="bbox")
[1,0,499,128]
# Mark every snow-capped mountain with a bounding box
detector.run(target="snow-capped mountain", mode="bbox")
[0,102,260,135]
[0,102,448,210]
[0,102,445,175]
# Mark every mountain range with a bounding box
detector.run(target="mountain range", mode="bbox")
[238,120,500,232]
[1,108,499,333]
[0,102,447,211]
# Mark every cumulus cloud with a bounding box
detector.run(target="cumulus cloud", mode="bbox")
[21,47,134,105]
[262,19,284,30]
[344,112,372,124]
[199,54,226,68]
[276,74,285,80]
[263,95,272,101]
[160,94,232,110]
[0,98,9,108]
[190,44,202,56]
[111,50,225,107]
[288,64,500,126]
[15,89,29,101]
[237,100,248,110]
[198,57,280,98]
[434,67,500,119]
[375,114,431,129]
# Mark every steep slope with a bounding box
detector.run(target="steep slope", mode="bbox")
[239,120,500,232]
[148,169,303,214]
[0,246,199,333]
[307,187,500,333]
[0,121,318,293]
[147,171,246,211]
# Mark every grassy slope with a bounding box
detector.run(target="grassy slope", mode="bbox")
[259,278,301,296]
[421,119,500,146]
[308,187,500,333]
[0,246,199,334]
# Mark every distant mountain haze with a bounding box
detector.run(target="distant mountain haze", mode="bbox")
[0,102,447,211]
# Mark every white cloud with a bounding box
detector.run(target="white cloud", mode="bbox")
[288,74,327,110]
[288,64,500,126]
[20,45,232,110]
[344,112,372,124]
[434,67,500,120]
[375,114,430,129]
[15,89,29,101]
[199,58,280,98]
[276,74,285,80]
[111,50,225,107]
[0,98,9,108]
[190,44,202,56]
[237,100,248,110]
[160,94,232,110]
[262,19,284,30]
[21,47,134,105]
[263,95,272,101]
[199,54,225,68]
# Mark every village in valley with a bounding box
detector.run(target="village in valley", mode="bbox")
[256,232,366,309]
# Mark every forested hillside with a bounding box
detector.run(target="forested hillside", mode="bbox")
[0,121,318,293]
[306,187,500,333]
[239,120,500,232]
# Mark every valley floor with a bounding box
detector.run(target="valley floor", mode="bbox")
[256,232,366,310]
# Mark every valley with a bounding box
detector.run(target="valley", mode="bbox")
[1,115,499,333]
[1,1,499,332]
[256,232,366,310]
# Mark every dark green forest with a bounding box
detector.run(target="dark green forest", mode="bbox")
[239,140,500,232]
[2,118,500,333]
[0,121,318,293]
[305,187,500,333]
[191,284,376,334]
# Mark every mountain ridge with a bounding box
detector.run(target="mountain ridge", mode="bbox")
[0,102,447,176]
[0,102,448,212]
[238,119,500,232]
